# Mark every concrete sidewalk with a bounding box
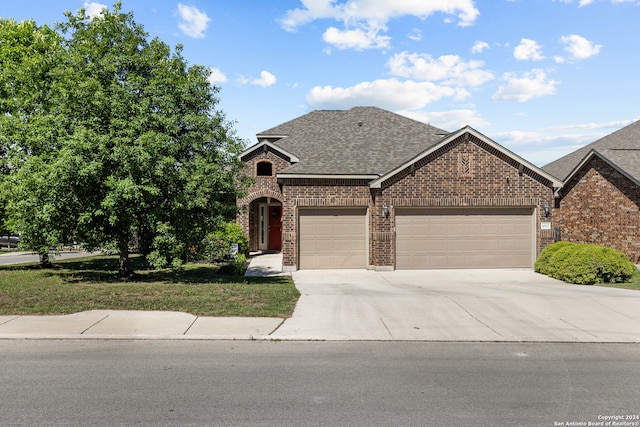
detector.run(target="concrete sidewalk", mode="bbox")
[0,311,284,340]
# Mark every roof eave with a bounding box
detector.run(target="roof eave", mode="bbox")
[240,140,300,163]
[277,173,379,180]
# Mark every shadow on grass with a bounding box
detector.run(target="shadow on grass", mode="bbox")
[1,254,290,286]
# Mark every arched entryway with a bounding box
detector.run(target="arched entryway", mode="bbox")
[239,191,284,252]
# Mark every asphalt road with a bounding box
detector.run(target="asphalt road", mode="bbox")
[1,341,638,426]
[0,251,99,265]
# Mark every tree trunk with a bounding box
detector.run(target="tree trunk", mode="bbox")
[118,237,134,277]
[38,251,52,268]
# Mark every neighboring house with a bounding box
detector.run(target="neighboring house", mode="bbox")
[237,107,562,271]
[543,120,640,263]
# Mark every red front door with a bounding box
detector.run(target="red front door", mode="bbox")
[268,206,282,251]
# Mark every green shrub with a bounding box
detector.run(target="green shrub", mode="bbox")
[201,222,249,263]
[146,222,186,269]
[535,242,636,285]
[535,241,577,279]
[227,253,247,275]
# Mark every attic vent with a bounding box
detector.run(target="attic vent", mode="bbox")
[459,154,471,176]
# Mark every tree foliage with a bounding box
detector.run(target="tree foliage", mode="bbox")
[0,18,67,265]
[0,3,248,275]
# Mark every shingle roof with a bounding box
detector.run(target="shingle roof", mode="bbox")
[256,107,449,176]
[542,120,640,182]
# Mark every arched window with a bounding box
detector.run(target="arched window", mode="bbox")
[257,161,273,177]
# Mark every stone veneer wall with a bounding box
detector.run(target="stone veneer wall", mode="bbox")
[557,156,640,263]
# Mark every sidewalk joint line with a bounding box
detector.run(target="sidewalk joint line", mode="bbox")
[184,317,199,335]
[0,315,22,326]
[81,314,110,334]
[268,318,287,335]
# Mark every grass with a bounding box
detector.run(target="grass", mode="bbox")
[0,255,299,317]
[596,268,640,291]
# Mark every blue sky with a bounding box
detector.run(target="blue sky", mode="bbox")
[3,0,639,166]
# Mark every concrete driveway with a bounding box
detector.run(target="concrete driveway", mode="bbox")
[271,269,640,342]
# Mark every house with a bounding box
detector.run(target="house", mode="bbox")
[542,120,640,263]
[237,107,562,271]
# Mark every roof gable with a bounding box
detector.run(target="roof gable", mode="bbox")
[257,107,450,177]
[563,149,640,188]
[370,126,563,189]
[542,119,640,182]
[240,141,299,163]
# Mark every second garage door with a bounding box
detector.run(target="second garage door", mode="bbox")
[396,207,534,269]
[299,208,367,269]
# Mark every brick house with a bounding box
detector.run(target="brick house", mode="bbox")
[543,120,640,263]
[238,107,561,271]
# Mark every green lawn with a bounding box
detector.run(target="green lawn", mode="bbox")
[0,255,299,317]
[596,269,640,291]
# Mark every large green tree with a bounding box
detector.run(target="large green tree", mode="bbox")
[1,3,247,275]
[0,18,68,265]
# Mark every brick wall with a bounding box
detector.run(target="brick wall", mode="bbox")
[237,149,289,251]
[375,136,556,267]
[557,156,640,263]
[280,179,373,268]
[276,134,556,270]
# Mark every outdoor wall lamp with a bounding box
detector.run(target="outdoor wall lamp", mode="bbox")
[382,204,389,218]
[544,204,550,217]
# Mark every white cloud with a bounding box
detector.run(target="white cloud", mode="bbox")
[387,52,494,87]
[493,129,609,166]
[513,38,544,61]
[207,68,227,84]
[83,2,107,19]
[306,78,470,110]
[492,69,559,102]
[280,0,479,50]
[548,119,636,131]
[560,34,602,60]
[251,71,277,87]
[177,4,211,39]
[281,0,479,30]
[401,109,490,130]
[408,29,422,42]
[471,41,489,54]
[323,25,391,50]
[553,0,634,6]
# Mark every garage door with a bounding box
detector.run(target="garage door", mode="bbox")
[299,208,367,269]
[396,207,534,269]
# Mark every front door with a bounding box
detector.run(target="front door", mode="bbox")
[268,206,282,251]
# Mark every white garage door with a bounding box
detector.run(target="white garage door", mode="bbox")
[299,208,367,269]
[396,207,534,269]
